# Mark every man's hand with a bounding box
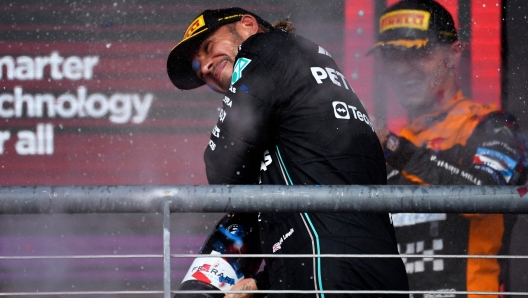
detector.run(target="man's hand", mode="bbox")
[224,278,258,298]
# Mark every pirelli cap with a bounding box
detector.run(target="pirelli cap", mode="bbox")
[367,0,458,55]
[167,7,274,90]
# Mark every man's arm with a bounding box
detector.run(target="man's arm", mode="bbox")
[224,278,258,298]
[204,53,278,185]
[382,112,527,186]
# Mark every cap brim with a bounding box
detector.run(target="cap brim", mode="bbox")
[167,33,209,90]
[366,39,429,56]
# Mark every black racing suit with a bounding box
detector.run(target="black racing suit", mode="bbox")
[204,29,408,297]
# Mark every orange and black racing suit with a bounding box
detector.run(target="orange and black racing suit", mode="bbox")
[382,91,528,298]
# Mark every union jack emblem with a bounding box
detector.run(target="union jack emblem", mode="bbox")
[273,242,281,253]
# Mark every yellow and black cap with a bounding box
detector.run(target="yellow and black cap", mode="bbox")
[167,7,273,90]
[367,0,458,55]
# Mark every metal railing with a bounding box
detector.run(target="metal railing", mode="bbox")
[1,185,528,297]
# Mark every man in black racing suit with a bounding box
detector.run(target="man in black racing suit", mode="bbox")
[167,7,408,297]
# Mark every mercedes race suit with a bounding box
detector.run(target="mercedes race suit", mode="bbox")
[204,30,409,297]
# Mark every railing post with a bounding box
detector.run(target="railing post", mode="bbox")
[163,201,171,298]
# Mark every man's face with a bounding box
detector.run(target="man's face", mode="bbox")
[380,44,453,112]
[192,25,243,93]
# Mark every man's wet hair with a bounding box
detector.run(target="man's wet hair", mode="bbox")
[271,16,295,34]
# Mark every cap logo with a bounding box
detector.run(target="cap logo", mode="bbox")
[218,14,244,22]
[183,15,206,41]
[380,10,431,33]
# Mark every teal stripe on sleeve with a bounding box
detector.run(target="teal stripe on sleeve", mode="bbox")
[276,146,324,297]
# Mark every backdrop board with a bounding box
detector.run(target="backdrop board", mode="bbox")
[0,1,346,187]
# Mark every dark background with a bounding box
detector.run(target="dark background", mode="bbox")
[0,0,526,296]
